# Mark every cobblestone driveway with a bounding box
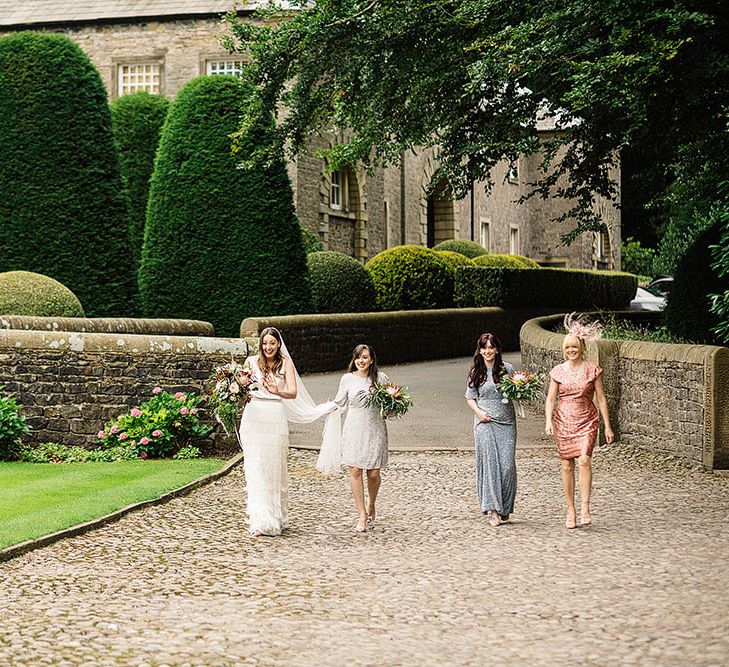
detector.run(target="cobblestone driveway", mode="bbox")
[2,445,728,666]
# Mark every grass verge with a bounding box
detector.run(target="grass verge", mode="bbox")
[0,458,224,550]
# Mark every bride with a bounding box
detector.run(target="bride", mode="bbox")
[239,327,338,536]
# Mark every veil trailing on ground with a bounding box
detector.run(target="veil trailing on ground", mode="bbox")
[276,333,342,475]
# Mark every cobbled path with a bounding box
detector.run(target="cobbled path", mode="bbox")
[1,445,728,666]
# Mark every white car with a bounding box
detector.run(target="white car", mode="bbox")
[630,286,666,311]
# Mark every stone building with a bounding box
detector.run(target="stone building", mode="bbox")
[0,0,621,269]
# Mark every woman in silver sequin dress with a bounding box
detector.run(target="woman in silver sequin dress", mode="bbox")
[465,333,517,527]
[334,344,389,532]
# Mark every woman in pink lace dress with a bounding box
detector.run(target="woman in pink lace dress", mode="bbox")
[545,315,614,529]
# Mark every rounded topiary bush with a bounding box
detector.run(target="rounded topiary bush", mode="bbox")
[365,245,454,310]
[663,218,727,343]
[307,251,376,313]
[435,250,476,272]
[139,75,312,337]
[0,271,84,317]
[111,92,170,270]
[473,253,540,268]
[0,32,137,317]
[433,239,488,259]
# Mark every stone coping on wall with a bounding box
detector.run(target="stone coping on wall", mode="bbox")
[0,328,247,355]
[520,313,729,469]
[0,316,215,337]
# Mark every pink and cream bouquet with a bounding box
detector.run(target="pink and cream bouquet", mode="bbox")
[207,360,257,436]
[499,370,542,417]
[363,381,414,419]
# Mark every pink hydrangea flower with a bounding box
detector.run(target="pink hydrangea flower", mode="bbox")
[180,407,189,415]
[119,433,129,440]
[97,430,105,439]
[140,437,150,445]
[152,430,163,437]
[152,386,163,395]
[174,392,186,400]
[130,408,142,417]
[139,451,148,460]
[174,421,181,428]
[190,408,198,415]
[110,425,119,434]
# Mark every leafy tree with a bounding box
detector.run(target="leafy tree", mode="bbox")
[620,237,656,277]
[224,1,729,242]
[139,75,311,336]
[0,32,138,316]
[111,92,170,270]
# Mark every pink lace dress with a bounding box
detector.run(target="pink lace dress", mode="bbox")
[549,362,603,460]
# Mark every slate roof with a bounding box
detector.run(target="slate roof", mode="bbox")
[0,1,268,27]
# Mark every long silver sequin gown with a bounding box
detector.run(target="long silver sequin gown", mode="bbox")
[335,371,389,470]
[465,363,517,517]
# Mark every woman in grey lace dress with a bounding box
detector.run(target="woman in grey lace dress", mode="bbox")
[334,344,389,532]
[465,333,517,527]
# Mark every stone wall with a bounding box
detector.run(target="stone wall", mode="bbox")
[241,307,567,373]
[520,314,729,469]
[0,329,247,452]
[0,316,214,336]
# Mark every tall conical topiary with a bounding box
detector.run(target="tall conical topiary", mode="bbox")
[139,75,311,337]
[0,32,138,316]
[111,92,170,270]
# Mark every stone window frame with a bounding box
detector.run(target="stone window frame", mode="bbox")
[509,225,520,255]
[330,169,345,210]
[479,217,491,251]
[200,53,250,77]
[112,56,165,100]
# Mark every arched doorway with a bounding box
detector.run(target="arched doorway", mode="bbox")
[425,179,455,247]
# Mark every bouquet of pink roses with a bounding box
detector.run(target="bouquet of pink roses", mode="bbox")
[207,360,257,436]
[363,381,413,419]
[500,370,542,417]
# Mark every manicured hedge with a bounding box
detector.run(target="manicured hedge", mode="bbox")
[111,92,170,270]
[436,250,476,272]
[473,253,540,268]
[139,75,312,337]
[307,251,376,313]
[0,271,85,317]
[454,266,636,310]
[365,245,454,310]
[433,239,488,259]
[0,32,138,317]
[663,219,726,343]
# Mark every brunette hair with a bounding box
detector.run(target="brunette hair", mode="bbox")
[467,333,506,388]
[258,327,285,376]
[347,344,379,385]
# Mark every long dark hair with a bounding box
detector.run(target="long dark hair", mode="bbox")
[258,327,285,376]
[348,344,379,385]
[467,333,505,388]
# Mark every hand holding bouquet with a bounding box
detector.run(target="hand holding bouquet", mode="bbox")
[500,370,542,417]
[363,381,413,419]
[207,360,257,437]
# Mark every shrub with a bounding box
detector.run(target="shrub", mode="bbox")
[97,388,211,458]
[307,251,376,313]
[454,266,636,310]
[621,236,656,277]
[435,250,476,273]
[664,215,728,344]
[433,239,488,259]
[110,92,170,271]
[300,223,324,254]
[0,387,31,461]
[0,32,137,316]
[365,245,454,310]
[0,271,84,317]
[139,75,312,336]
[473,253,540,269]
[19,442,138,463]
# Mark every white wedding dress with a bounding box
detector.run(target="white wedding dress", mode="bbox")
[239,357,290,536]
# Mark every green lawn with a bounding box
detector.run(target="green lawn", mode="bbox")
[0,459,225,550]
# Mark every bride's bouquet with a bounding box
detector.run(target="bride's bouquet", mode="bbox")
[363,381,413,419]
[207,360,257,436]
[499,370,542,417]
